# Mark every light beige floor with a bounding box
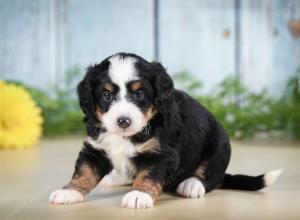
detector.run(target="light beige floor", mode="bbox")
[0,137,300,220]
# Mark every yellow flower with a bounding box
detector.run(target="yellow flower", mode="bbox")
[0,81,43,149]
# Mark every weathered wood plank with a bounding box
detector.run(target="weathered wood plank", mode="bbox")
[240,0,300,95]
[0,0,51,90]
[272,0,300,95]
[0,0,299,95]
[159,0,236,92]
[64,0,153,70]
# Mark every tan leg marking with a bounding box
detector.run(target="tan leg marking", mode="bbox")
[194,161,208,179]
[63,164,101,196]
[133,170,162,203]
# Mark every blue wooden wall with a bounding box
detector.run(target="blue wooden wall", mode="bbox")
[0,0,299,95]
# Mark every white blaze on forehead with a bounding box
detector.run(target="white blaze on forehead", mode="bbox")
[102,54,146,136]
[108,55,138,98]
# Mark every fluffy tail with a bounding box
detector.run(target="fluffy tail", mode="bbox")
[221,169,283,191]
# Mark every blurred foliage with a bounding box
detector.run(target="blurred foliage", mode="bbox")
[7,68,300,139]
[174,70,300,139]
[8,67,84,136]
[274,68,300,139]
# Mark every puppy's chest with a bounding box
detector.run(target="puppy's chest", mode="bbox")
[91,133,138,178]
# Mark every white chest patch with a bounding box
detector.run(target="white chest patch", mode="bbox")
[88,133,137,178]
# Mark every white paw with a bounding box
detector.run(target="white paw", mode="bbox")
[121,190,153,209]
[49,189,84,204]
[176,177,205,198]
[100,169,132,186]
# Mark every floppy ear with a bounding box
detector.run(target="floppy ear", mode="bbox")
[77,67,101,139]
[151,62,182,138]
[151,62,174,113]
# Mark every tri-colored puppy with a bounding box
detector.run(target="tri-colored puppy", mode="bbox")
[49,53,282,209]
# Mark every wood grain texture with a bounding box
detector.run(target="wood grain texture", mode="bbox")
[0,0,299,95]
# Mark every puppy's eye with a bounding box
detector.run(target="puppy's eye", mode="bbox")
[103,91,112,101]
[135,90,144,100]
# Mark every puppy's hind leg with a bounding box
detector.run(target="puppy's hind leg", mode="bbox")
[176,156,227,198]
[176,177,206,198]
[176,161,208,198]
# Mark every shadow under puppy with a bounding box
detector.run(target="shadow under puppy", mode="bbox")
[49,52,282,209]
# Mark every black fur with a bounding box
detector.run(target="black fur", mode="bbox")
[75,52,272,195]
[221,174,265,191]
[77,59,113,138]
[74,142,113,178]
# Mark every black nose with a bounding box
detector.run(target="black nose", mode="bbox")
[117,116,131,129]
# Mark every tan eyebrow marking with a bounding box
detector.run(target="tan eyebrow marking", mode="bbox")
[130,81,142,91]
[104,83,114,93]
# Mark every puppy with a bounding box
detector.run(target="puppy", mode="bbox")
[49,52,282,208]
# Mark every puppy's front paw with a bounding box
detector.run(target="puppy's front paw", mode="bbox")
[121,190,153,209]
[49,189,84,204]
